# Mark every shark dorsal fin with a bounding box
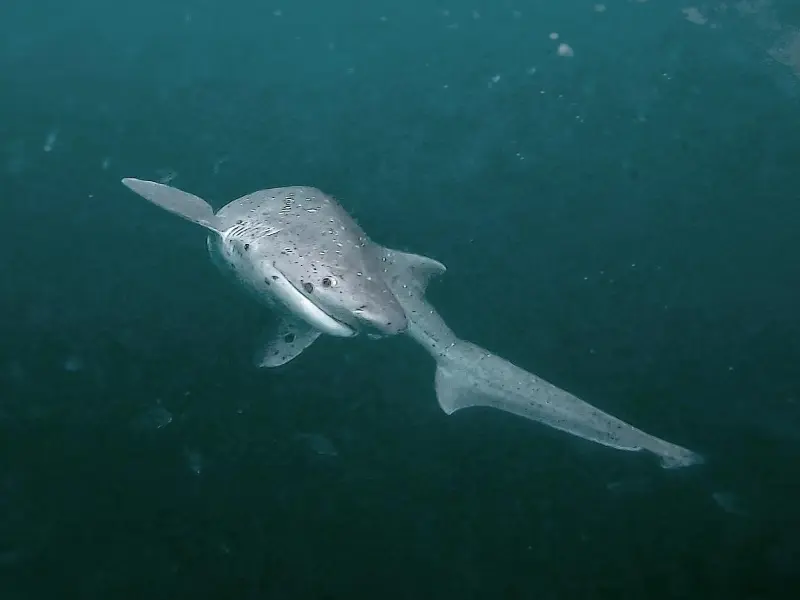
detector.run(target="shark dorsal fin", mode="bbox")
[382,248,446,295]
[121,178,222,233]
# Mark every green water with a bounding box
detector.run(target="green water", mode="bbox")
[1,1,799,598]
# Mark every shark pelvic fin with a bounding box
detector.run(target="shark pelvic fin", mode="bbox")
[255,317,321,368]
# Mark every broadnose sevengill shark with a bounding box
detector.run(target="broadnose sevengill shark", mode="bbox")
[121,178,703,469]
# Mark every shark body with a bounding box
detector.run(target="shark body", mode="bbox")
[121,178,702,468]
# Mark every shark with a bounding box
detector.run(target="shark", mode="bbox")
[121,178,702,468]
[121,178,408,367]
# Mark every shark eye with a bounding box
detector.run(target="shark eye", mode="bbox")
[321,276,338,288]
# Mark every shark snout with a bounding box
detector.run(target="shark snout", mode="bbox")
[352,304,408,336]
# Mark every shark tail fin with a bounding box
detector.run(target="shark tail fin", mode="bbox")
[121,178,222,233]
[381,248,446,295]
[433,341,704,470]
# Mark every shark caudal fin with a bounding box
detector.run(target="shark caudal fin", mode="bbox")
[433,340,704,469]
[121,178,222,233]
[379,245,702,469]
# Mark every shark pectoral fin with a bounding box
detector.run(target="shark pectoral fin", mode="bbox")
[381,248,446,294]
[121,178,222,233]
[255,317,322,368]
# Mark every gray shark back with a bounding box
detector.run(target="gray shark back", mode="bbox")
[215,186,358,235]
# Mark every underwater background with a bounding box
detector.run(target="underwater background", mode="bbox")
[1,1,799,598]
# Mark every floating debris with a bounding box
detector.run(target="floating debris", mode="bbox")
[682,7,708,25]
[184,448,203,475]
[606,477,652,495]
[131,405,173,432]
[43,129,58,153]
[712,491,748,517]
[294,432,339,457]
[557,43,575,57]
[212,156,228,175]
[155,169,177,184]
[62,355,84,373]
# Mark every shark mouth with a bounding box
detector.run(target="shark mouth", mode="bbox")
[274,266,356,338]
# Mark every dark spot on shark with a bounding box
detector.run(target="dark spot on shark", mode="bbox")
[264,277,271,286]
[284,333,295,343]
[303,282,314,293]
[244,243,250,251]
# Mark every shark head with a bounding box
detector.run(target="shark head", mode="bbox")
[120,178,408,339]
[273,252,408,338]
[215,230,407,338]
[208,186,408,338]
